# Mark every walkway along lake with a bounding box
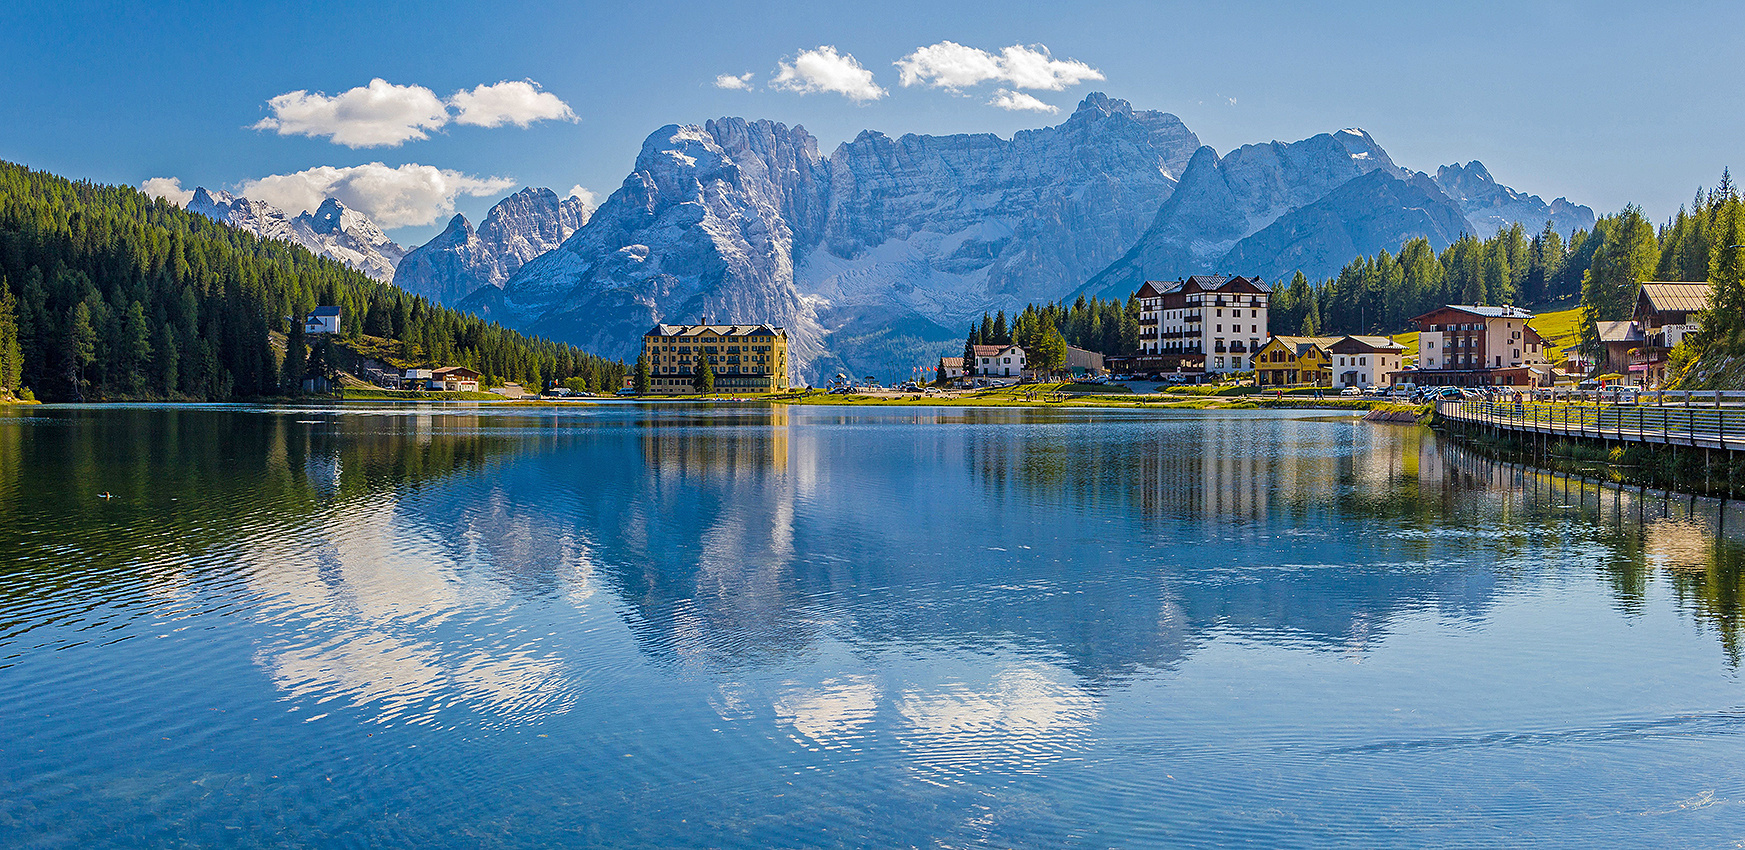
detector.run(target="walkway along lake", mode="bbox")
[3,404,1744,848]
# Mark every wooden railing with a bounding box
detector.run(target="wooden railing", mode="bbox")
[1437,397,1745,451]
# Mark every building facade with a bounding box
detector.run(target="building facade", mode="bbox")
[1135,275,1271,374]
[938,356,964,382]
[1329,336,1407,389]
[971,344,1026,378]
[1065,345,1105,375]
[1631,282,1710,387]
[304,306,341,335]
[1407,305,1550,387]
[1254,336,1338,387]
[641,324,790,393]
[431,366,480,392]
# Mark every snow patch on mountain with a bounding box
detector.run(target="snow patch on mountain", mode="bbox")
[188,188,405,281]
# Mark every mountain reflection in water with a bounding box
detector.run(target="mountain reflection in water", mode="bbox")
[4,404,1745,848]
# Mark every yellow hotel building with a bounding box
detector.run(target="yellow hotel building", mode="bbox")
[642,324,790,393]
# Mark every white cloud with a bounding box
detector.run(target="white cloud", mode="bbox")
[567,185,598,207]
[987,89,1058,114]
[771,46,886,102]
[449,80,576,128]
[253,79,450,148]
[141,177,194,206]
[238,163,515,228]
[895,42,1103,92]
[714,72,755,91]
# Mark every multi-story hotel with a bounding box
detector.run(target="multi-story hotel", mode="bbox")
[1407,305,1550,387]
[1135,275,1271,374]
[641,324,790,393]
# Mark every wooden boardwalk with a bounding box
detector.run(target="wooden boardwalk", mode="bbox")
[1437,396,1745,452]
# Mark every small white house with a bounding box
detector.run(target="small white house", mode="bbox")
[971,344,1026,378]
[304,306,342,335]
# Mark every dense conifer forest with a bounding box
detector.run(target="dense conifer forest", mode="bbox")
[1270,172,1745,354]
[0,161,624,402]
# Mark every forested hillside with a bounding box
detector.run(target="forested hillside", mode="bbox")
[1270,172,1745,351]
[0,161,623,402]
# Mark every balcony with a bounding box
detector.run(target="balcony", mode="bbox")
[1229,342,1247,354]
[1184,314,1201,323]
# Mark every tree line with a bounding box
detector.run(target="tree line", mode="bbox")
[0,160,624,402]
[1268,172,1744,359]
[949,297,1139,377]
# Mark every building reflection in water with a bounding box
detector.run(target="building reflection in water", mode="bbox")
[12,405,1745,735]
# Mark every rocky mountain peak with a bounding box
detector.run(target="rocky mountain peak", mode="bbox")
[1432,160,1596,237]
[393,186,594,305]
[1072,92,1130,117]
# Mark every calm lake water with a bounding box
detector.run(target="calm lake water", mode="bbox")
[3,404,1745,848]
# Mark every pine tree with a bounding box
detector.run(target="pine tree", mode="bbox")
[961,338,977,383]
[120,301,151,395]
[635,351,651,394]
[0,283,20,396]
[992,310,1009,345]
[282,322,306,394]
[1031,324,1069,375]
[68,301,95,399]
[694,357,714,393]
[1703,203,1745,353]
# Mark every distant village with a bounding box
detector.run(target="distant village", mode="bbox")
[296,271,1708,399]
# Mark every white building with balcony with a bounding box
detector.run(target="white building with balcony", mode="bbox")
[1135,275,1271,374]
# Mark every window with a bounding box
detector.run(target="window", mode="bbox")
[1359,357,1367,366]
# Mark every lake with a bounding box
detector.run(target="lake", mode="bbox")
[2,404,1743,848]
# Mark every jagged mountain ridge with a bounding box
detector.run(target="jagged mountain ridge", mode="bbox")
[474,95,1591,380]
[393,188,590,305]
[1433,161,1595,238]
[479,94,1203,379]
[188,189,405,281]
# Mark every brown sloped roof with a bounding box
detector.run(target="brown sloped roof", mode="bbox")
[1638,282,1712,314]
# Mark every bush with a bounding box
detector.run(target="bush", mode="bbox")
[16,386,32,401]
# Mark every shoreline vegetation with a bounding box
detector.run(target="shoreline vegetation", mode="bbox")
[0,382,1432,417]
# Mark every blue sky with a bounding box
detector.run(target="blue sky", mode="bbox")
[3,0,1740,245]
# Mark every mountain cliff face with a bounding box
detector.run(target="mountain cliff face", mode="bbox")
[393,188,589,304]
[464,119,832,368]
[1433,161,1596,238]
[1217,170,1472,282]
[1075,129,1417,298]
[483,94,1201,379]
[475,96,1591,380]
[188,189,405,281]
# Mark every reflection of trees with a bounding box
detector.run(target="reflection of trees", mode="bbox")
[0,407,525,642]
[1432,435,1745,665]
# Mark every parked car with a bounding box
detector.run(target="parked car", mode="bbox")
[1340,386,1361,396]
[1599,386,1640,405]
[615,388,638,396]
